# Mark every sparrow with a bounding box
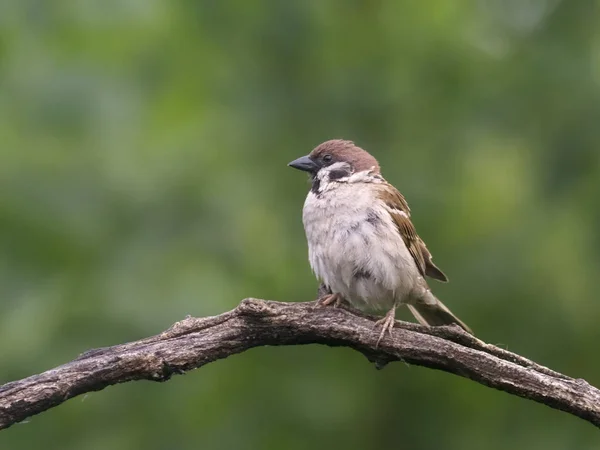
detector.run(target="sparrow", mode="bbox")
[288,139,472,345]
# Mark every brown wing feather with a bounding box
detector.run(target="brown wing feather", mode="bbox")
[377,185,426,277]
[418,238,448,282]
[377,184,448,282]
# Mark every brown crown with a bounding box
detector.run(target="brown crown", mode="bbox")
[309,139,381,173]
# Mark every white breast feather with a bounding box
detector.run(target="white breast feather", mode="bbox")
[302,176,421,311]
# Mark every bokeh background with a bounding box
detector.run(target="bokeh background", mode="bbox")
[1,0,600,448]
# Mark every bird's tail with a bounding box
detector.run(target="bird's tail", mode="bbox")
[407,296,472,334]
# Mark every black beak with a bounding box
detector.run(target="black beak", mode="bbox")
[288,155,318,173]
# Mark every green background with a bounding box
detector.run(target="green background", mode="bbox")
[1,1,599,448]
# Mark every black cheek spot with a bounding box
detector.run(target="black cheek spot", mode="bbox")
[329,169,351,180]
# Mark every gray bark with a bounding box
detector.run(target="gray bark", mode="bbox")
[0,299,599,430]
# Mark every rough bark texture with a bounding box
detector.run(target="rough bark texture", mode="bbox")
[0,299,599,430]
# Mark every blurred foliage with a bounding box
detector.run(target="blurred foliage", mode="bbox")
[1,0,599,448]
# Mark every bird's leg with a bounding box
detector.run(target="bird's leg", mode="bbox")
[317,292,346,308]
[374,306,397,347]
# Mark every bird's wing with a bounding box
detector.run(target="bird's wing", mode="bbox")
[417,237,448,282]
[376,183,448,282]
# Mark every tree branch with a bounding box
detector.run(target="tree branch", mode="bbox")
[1,299,599,430]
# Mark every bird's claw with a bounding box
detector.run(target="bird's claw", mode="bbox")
[317,293,346,308]
[374,308,397,347]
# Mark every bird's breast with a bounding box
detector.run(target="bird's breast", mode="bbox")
[302,184,419,310]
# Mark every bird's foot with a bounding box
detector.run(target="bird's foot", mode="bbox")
[317,293,346,308]
[374,307,397,347]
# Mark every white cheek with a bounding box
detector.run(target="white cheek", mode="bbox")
[313,162,354,192]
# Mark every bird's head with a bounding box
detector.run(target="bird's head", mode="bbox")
[288,140,380,187]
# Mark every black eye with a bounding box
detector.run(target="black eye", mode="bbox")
[322,154,333,163]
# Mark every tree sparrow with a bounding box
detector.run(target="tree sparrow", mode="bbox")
[289,139,472,345]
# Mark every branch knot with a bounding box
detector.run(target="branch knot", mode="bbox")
[237,298,279,317]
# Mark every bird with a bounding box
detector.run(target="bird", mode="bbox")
[288,139,472,345]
